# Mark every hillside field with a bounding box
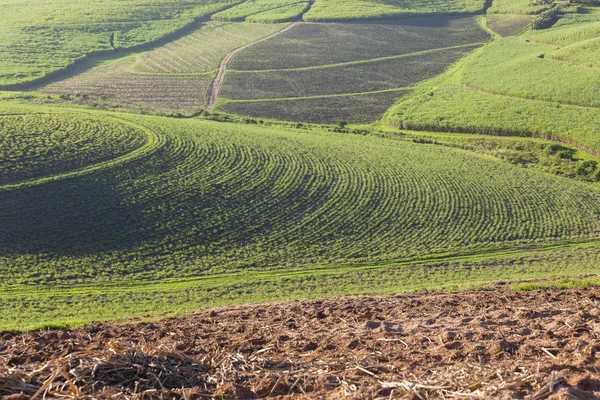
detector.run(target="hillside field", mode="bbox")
[2,0,600,340]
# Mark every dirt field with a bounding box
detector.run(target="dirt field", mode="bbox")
[2,285,600,399]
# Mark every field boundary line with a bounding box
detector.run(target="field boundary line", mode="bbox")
[221,87,413,103]
[4,236,600,297]
[460,83,600,110]
[0,116,163,192]
[227,42,486,73]
[205,21,299,110]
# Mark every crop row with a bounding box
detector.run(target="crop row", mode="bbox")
[2,111,600,287]
[228,16,490,70]
[0,113,146,185]
[220,90,412,124]
[302,0,486,22]
[42,59,213,115]
[221,46,478,100]
[0,0,240,87]
[212,0,309,22]
[132,22,286,74]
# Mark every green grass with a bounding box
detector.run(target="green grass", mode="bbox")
[0,0,241,88]
[459,38,600,108]
[512,276,600,291]
[303,0,486,22]
[228,16,490,70]
[0,113,147,184]
[3,103,600,290]
[219,89,412,123]
[212,0,310,22]
[221,45,479,100]
[546,37,600,68]
[4,239,600,331]
[487,0,550,15]
[388,83,600,154]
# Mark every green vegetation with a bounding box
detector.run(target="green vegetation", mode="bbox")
[4,239,600,331]
[212,0,310,22]
[460,38,600,107]
[132,22,287,74]
[0,0,241,88]
[303,0,486,22]
[3,105,600,289]
[0,113,147,184]
[512,275,600,291]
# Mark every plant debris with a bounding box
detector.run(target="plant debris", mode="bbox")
[2,286,600,399]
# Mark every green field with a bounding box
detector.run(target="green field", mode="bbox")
[3,0,600,331]
[0,0,241,88]
[2,103,600,329]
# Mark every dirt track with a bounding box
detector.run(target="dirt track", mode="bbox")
[2,286,600,399]
[204,22,299,111]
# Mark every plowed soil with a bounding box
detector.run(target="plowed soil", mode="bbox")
[2,285,600,399]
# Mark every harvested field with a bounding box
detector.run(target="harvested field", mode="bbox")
[228,16,490,70]
[219,89,411,123]
[2,286,600,399]
[221,46,478,100]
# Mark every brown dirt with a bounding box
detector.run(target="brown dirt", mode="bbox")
[2,286,600,399]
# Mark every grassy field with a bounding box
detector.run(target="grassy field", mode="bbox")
[0,0,241,88]
[3,104,600,284]
[5,239,600,331]
[387,6,600,154]
[459,38,600,107]
[2,102,600,329]
[41,22,287,115]
[303,0,486,21]
[212,0,310,22]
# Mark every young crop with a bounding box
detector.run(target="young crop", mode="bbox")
[0,0,241,88]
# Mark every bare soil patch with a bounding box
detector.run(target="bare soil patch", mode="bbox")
[2,286,600,399]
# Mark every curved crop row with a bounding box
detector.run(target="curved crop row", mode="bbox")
[0,113,148,185]
[2,113,600,287]
[132,22,287,74]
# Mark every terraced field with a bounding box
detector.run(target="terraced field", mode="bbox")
[387,5,600,155]
[42,22,287,115]
[2,104,600,328]
[217,16,490,123]
[0,0,241,88]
